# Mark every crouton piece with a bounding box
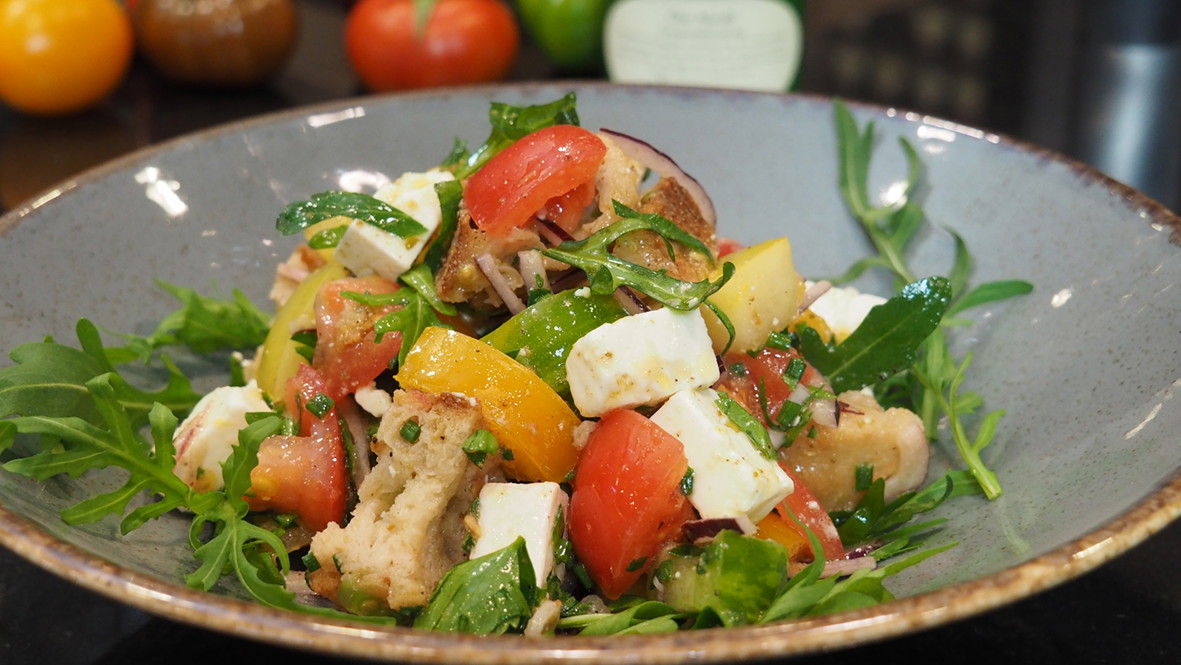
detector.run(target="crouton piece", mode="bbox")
[434,208,544,308]
[307,389,495,613]
[610,177,718,283]
[781,390,930,512]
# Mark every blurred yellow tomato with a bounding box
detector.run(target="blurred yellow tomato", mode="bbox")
[0,0,134,115]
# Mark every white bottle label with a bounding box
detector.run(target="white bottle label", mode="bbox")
[604,0,804,92]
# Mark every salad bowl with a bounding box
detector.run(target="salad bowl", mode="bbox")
[1,83,1179,663]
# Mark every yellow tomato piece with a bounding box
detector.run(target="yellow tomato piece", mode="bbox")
[701,237,804,354]
[754,510,810,562]
[254,261,349,401]
[396,326,581,483]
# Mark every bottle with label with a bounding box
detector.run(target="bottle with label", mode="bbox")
[603,0,806,92]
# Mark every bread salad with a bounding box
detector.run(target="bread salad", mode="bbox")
[0,94,1030,634]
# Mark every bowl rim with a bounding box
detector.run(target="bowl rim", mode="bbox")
[2,82,1180,662]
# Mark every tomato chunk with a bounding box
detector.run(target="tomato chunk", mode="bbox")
[464,124,606,236]
[568,409,695,599]
[246,364,348,533]
[313,275,402,401]
[772,465,845,562]
[714,345,824,429]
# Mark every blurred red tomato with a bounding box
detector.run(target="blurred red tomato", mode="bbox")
[345,0,519,91]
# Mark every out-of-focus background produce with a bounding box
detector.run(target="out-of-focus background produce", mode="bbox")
[0,1,1178,664]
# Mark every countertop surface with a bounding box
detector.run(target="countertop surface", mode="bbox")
[2,1,1180,663]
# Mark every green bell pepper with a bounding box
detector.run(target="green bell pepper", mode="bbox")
[515,0,613,74]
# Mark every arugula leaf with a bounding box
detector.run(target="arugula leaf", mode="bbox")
[559,600,686,635]
[542,201,733,311]
[118,281,270,361]
[413,537,539,634]
[1,319,201,428]
[343,267,456,367]
[799,276,951,394]
[759,543,954,623]
[452,93,581,178]
[831,469,981,550]
[831,100,1032,499]
[275,191,428,241]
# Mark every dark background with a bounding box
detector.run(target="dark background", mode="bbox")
[2,1,1180,663]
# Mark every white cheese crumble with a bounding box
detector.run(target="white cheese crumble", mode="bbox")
[565,307,719,418]
[650,387,793,533]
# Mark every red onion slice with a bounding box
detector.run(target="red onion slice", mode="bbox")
[599,128,717,228]
[799,280,832,313]
[517,250,550,294]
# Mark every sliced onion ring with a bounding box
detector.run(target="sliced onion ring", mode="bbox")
[599,128,717,228]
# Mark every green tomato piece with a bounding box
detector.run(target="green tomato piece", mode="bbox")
[659,529,788,627]
[481,288,627,397]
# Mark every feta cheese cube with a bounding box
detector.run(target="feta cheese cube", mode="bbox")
[650,388,793,532]
[334,169,454,281]
[806,281,887,341]
[565,307,719,418]
[172,382,270,492]
[469,482,569,584]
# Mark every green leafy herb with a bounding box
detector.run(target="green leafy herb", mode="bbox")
[116,281,270,362]
[413,537,539,634]
[559,600,686,635]
[798,276,951,394]
[345,268,456,368]
[421,178,463,273]
[854,463,875,492]
[542,201,733,311]
[1,319,201,428]
[275,191,428,241]
[831,100,1033,498]
[462,429,499,466]
[832,470,981,553]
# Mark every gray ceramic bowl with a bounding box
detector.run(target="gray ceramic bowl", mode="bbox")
[1,84,1179,663]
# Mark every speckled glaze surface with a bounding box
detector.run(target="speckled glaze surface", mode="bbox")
[1,84,1179,663]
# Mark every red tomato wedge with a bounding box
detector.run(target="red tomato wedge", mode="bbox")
[773,465,845,562]
[313,275,402,401]
[464,124,606,236]
[246,364,348,533]
[714,345,824,428]
[568,409,694,599]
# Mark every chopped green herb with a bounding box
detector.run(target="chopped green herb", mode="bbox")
[714,391,775,459]
[305,392,334,419]
[626,557,648,573]
[462,429,499,466]
[855,463,875,491]
[680,467,696,496]
[400,419,422,443]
